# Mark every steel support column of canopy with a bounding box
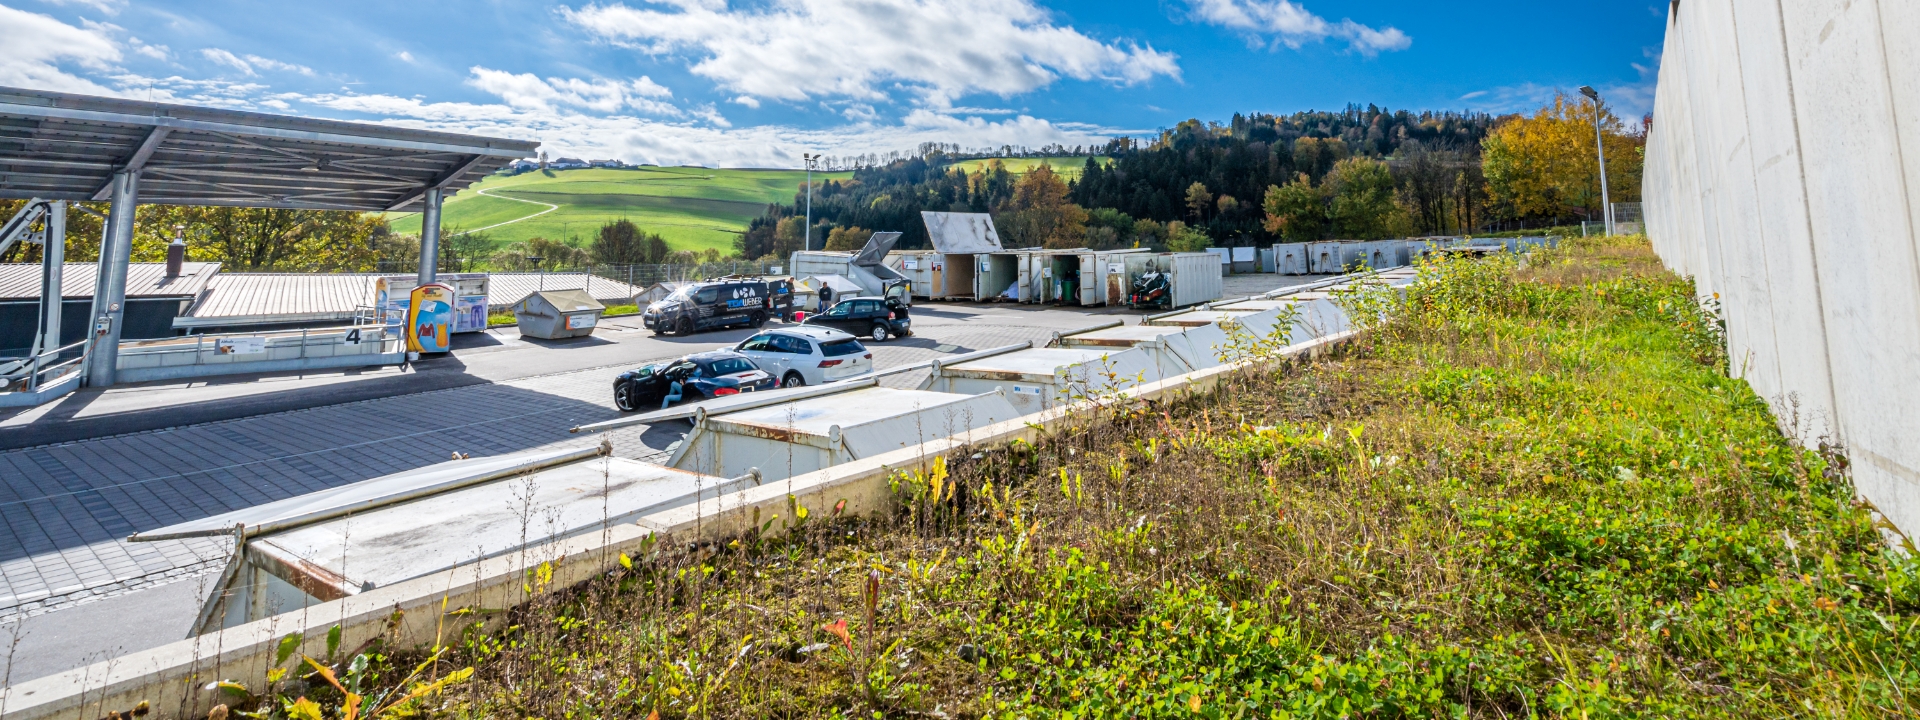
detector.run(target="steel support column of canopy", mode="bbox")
[37,201,65,360]
[84,171,138,388]
[418,186,443,284]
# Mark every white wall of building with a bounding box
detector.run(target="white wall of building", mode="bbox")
[1645,0,1920,533]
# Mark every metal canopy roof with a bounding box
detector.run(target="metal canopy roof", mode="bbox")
[0,86,540,212]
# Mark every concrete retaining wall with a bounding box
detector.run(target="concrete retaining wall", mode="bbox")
[1644,0,1920,533]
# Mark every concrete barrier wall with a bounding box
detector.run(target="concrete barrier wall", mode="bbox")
[1644,0,1920,534]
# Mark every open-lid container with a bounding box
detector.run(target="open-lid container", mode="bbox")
[920,346,1166,413]
[134,444,755,635]
[668,385,1021,482]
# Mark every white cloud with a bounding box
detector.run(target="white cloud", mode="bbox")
[0,5,121,94]
[297,90,1121,168]
[730,95,760,109]
[245,54,314,76]
[564,0,1178,105]
[197,49,313,77]
[128,36,171,61]
[199,47,255,76]
[690,103,730,127]
[395,50,415,63]
[1187,0,1409,55]
[467,66,682,116]
[41,0,125,15]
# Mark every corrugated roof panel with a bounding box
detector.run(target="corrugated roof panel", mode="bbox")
[0,262,219,300]
[186,273,377,321]
[486,272,641,307]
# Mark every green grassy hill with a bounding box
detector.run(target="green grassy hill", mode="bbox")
[948,156,1106,179]
[387,166,852,255]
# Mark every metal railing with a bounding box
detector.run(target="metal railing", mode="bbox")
[118,324,399,368]
[0,338,88,393]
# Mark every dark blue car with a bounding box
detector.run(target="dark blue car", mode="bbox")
[612,351,776,412]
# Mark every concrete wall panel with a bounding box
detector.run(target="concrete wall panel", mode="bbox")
[1646,0,1920,533]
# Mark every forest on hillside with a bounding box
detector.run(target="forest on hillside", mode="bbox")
[740,100,1645,257]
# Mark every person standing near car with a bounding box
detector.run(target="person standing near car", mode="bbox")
[818,284,834,311]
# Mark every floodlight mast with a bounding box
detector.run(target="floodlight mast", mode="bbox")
[803,153,819,251]
[1579,86,1613,236]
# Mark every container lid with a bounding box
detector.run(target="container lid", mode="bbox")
[528,289,605,311]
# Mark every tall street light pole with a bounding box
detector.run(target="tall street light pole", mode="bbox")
[1579,86,1613,236]
[803,153,818,251]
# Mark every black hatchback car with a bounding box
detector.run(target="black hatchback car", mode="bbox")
[802,296,911,342]
[612,350,776,411]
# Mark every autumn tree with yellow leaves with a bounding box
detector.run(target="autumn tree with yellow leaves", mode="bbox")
[1482,91,1642,223]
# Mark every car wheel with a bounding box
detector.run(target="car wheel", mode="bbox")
[614,381,637,412]
[676,317,695,336]
[869,323,890,342]
[750,311,767,328]
[782,372,806,388]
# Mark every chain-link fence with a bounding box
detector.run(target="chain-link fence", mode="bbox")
[583,260,787,288]
[1610,202,1644,235]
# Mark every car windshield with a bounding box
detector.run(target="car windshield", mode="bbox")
[664,286,694,303]
[703,357,757,375]
[820,339,866,357]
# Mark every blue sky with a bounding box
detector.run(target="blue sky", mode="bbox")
[0,0,1667,167]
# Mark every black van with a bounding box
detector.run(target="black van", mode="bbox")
[643,279,770,336]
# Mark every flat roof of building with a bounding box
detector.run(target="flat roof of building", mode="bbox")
[0,86,539,211]
[181,272,377,325]
[0,261,219,301]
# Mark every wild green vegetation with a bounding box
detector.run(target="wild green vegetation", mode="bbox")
[211,238,1917,718]
[386,166,852,255]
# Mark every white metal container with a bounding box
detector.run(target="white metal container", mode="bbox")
[1275,243,1310,275]
[1213,297,1354,343]
[1204,247,1230,272]
[920,346,1167,414]
[1306,242,1343,274]
[131,445,750,633]
[1117,252,1222,309]
[886,250,940,299]
[1143,308,1265,328]
[1166,252,1225,308]
[669,386,1022,482]
[978,252,1026,301]
[1230,246,1259,275]
[1027,250,1139,306]
[937,252,978,300]
[1056,323,1197,378]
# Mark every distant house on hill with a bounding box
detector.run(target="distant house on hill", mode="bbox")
[500,159,540,175]
[550,157,590,170]
[589,159,625,169]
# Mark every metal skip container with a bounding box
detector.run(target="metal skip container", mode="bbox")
[131,445,756,634]
[1275,243,1310,275]
[920,346,1167,414]
[1120,252,1224,309]
[668,386,1023,483]
[513,289,606,339]
[1056,323,1199,378]
[920,211,1005,300]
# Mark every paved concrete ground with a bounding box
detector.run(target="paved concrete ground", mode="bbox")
[0,273,1321,684]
